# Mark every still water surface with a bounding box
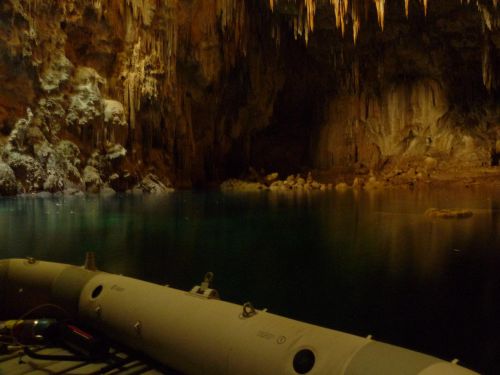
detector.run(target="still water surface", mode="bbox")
[1,189,500,374]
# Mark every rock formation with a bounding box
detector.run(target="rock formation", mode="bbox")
[0,0,498,195]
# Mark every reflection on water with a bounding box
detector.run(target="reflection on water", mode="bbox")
[1,188,500,373]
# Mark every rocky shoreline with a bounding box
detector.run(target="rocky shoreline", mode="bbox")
[3,153,500,197]
[0,108,174,197]
[219,163,500,194]
[221,172,333,192]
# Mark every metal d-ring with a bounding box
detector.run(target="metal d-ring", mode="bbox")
[241,302,257,318]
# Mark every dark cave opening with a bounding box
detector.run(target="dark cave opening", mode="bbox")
[492,150,500,167]
[249,46,327,178]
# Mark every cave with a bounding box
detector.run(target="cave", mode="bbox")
[1,1,500,374]
[0,0,497,192]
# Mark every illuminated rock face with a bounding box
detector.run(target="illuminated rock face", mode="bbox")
[314,79,491,171]
[0,0,498,193]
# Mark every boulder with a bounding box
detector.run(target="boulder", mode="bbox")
[265,172,279,183]
[335,182,350,191]
[296,177,306,185]
[136,173,174,194]
[269,180,284,191]
[221,179,267,192]
[364,176,384,190]
[425,208,473,219]
[100,185,116,196]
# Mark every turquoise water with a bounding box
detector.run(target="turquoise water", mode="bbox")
[1,189,499,373]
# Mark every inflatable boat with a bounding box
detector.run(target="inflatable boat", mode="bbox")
[0,256,479,374]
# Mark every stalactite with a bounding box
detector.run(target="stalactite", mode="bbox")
[215,0,248,67]
[421,0,428,16]
[352,57,360,92]
[482,36,494,91]
[277,0,498,42]
[373,0,385,30]
[477,1,499,30]
[331,0,349,36]
[305,0,316,32]
[125,0,157,27]
[267,0,497,89]
[352,0,362,43]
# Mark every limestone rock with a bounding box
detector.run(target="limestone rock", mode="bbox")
[66,67,105,133]
[103,100,128,145]
[8,108,34,152]
[269,180,285,191]
[136,174,174,194]
[0,162,17,195]
[424,157,438,173]
[3,151,46,193]
[56,141,79,162]
[265,172,279,183]
[0,0,498,192]
[100,185,116,196]
[39,53,74,93]
[83,165,103,193]
[425,208,473,219]
[335,182,350,191]
[64,188,84,196]
[43,171,65,193]
[225,171,329,193]
[221,179,268,192]
[352,177,363,189]
[109,172,137,192]
[364,176,383,190]
[36,141,82,191]
[105,143,127,162]
[26,126,47,146]
[37,96,66,139]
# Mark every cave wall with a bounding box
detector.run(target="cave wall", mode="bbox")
[0,0,285,193]
[307,0,500,175]
[0,0,499,194]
